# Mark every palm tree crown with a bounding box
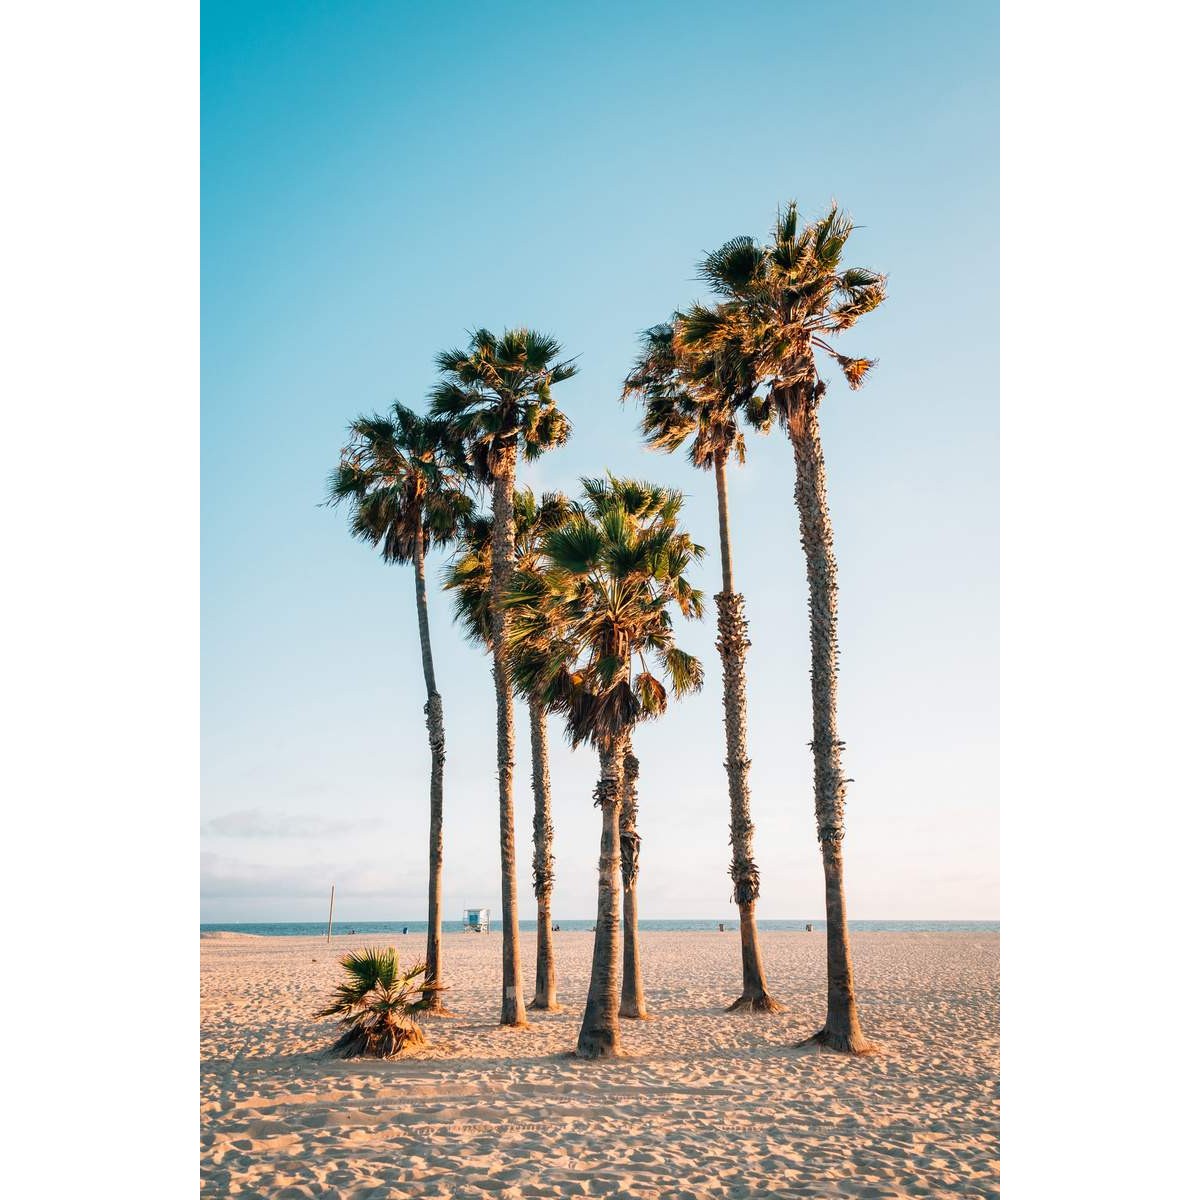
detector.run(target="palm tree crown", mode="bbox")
[622,311,768,471]
[430,328,577,479]
[680,200,886,429]
[327,404,472,559]
[505,475,705,752]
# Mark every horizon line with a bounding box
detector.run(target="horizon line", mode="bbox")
[200,916,1001,924]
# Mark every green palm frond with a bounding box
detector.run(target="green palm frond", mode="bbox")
[544,519,605,575]
[773,200,801,246]
[523,401,572,459]
[660,646,704,696]
[333,945,400,998]
[700,236,763,296]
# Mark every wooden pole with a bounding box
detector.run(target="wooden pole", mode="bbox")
[327,884,335,943]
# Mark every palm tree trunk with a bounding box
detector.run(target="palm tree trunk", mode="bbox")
[577,738,627,1058]
[412,527,448,1014]
[619,746,647,1019]
[528,700,559,1010]
[489,448,527,1027]
[788,389,872,1053]
[713,454,780,1014]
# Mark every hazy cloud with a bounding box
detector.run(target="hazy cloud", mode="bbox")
[201,808,383,839]
[200,852,420,900]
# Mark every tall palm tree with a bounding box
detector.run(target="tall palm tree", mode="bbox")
[444,487,574,1011]
[506,476,705,1057]
[623,318,781,1012]
[431,328,577,1027]
[327,405,472,1014]
[683,202,887,1053]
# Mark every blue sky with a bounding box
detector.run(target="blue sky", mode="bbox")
[201,0,997,922]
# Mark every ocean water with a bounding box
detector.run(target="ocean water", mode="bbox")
[202,919,998,937]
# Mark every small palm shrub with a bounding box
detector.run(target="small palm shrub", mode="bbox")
[317,947,434,1058]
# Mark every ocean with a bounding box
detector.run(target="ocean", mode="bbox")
[201,919,998,937]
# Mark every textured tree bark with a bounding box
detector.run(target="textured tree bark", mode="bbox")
[528,700,560,1010]
[788,387,873,1053]
[714,453,736,595]
[619,747,648,1019]
[489,447,527,1027]
[713,456,780,1013]
[577,741,626,1058]
[412,528,448,1014]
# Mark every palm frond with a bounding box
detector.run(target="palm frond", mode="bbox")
[836,355,877,390]
[660,646,704,696]
[634,671,668,717]
[544,519,605,574]
[699,236,763,296]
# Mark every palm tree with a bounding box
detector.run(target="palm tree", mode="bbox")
[623,318,781,1012]
[317,947,434,1057]
[506,476,704,1057]
[431,329,577,1027]
[683,202,887,1053]
[444,487,574,1011]
[327,405,472,1015]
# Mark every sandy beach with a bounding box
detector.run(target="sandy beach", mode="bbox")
[201,930,998,1198]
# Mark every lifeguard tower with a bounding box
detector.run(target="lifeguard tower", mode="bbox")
[463,907,491,934]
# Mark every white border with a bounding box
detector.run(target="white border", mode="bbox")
[1003,0,1196,1193]
[2,2,198,1192]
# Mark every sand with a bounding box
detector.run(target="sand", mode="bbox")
[201,930,998,1198]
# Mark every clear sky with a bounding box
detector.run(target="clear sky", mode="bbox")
[201,0,997,923]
